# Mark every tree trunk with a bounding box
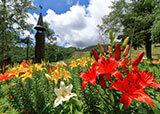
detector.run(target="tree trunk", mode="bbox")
[145,37,152,59]
[1,0,7,60]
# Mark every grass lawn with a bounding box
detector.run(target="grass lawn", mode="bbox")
[72,44,160,60]
[130,44,160,59]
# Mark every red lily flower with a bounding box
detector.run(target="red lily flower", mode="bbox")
[137,70,160,89]
[120,52,144,74]
[0,72,15,82]
[78,63,100,90]
[96,56,125,81]
[20,61,29,68]
[48,68,54,73]
[119,58,131,74]
[109,71,155,107]
[48,66,57,73]
[124,58,131,63]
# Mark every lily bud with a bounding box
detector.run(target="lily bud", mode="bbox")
[108,46,112,56]
[99,75,106,89]
[97,42,104,54]
[109,30,112,40]
[156,88,160,92]
[115,43,121,60]
[122,37,129,48]
[108,46,112,51]
[131,51,144,66]
[109,30,116,42]
[123,45,130,57]
[91,48,99,61]
[112,32,115,41]
[45,74,52,82]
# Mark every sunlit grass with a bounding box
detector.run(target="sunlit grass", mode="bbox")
[73,44,160,60]
[131,44,160,59]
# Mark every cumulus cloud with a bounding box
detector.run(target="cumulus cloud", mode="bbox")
[27,0,113,48]
[26,13,38,25]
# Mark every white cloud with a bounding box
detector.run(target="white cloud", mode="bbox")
[20,13,38,39]
[26,13,37,25]
[27,0,113,48]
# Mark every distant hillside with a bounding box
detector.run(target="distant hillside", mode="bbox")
[81,44,108,51]
[4,44,76,62]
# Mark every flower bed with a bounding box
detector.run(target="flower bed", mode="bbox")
[0,34,160,113]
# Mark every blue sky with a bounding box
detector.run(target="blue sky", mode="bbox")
[31,0,89,15]
[26,0,113,48]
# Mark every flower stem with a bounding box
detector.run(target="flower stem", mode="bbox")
[93,86,111,109]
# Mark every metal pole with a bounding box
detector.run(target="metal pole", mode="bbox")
[26,37,29,60]
[129,21,136,58]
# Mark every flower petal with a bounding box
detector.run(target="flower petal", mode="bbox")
[120,94,132,107]
[111,70,123,80]
[66,84,73,93]
[132,89,155,108]
[105,74,112,81]
[81,80,88,90]
[54,97,63,107]
[60,81,66,90]
[65,93,77,101]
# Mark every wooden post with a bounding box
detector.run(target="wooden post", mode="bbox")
[35,31,45,63]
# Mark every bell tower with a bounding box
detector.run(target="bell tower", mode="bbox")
[34,5,46,63]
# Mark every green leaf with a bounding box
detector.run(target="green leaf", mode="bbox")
[153,100,160,109]
[138,108,147,114]
[152,107,160,114]
[119,103,123,110]
[70,103,73,114]
[75,109,83,114]
[109,92,115,105]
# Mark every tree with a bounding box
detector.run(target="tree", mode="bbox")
[124,0,160,59]
[98,0,129,41]
[151,2,160,43]
[99,0,160,59]
[43,21,57,44]
[0,0,35,61]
